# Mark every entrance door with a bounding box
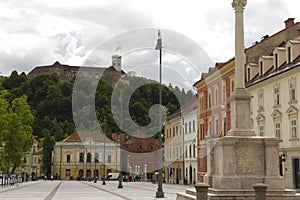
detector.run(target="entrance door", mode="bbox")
[293,158,300,188]
[189,165,193,184]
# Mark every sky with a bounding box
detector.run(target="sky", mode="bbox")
[1,0,300,90]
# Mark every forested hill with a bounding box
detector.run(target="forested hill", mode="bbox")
[1,70,193,141]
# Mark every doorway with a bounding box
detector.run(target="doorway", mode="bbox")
[293,158,300,188]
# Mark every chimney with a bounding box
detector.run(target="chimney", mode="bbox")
[284,18,295,28]
[112,55,122,71]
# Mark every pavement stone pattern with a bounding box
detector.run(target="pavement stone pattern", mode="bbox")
[0,180,194,200]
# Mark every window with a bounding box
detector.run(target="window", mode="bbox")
[66,154,71,163]
[291,119,297,139]
[223,117,227,136]
[208,93,211,108]
[215,119,219,136]
[107,155,112,163]
[288,46,292,63]
[209,121,212,136]
[200,124,205,140]
[200,96,204,110]
[222,85,226,103]
[215,88,218,105]
[180,146,182,157]
[260,61,263,76]
[274,53,278,69]
[87,153,91,163]
[259,125,264,136]
[94,153,99,162]
[275,122,281,139]
[289,79,296,102]
[185,123,187,134]
[138,144,142,149]
[274,86,280,106]
[247,68,250,82]
[192,120,195,132]
[176,126,178,135]
[185,146,187,158]
[258,91,264,111]
[149,144,153,150]
[189,122,191,133]
[189,145,192,158]
[79,153,84,163]
[193,144,196,158]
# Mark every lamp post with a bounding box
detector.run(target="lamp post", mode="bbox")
[102,119,107,185]
[155,29,164,198]
[118,92,123,188]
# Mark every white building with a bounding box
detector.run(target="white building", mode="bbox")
[247,37,300,189]
[182,98,198,184]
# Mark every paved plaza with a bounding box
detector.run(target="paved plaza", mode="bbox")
[0,180,194,200]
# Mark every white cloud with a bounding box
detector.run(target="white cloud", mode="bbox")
[0,0,299,86]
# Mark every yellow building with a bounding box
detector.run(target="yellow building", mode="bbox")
[52,132,120,180]
[164,109,184,184]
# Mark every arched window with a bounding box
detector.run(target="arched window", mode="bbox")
[79,153,84,163]
[87,153,91,163]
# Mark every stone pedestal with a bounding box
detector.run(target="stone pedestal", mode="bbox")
[227,88,256,137]
[200,136,298,199]
[204,136,285,190]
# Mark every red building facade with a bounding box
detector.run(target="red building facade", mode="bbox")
[193,59,235,181]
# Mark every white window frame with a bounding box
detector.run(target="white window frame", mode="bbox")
[259,125,264,136]
[275,122,281,139]
[291,119,297,139]
[274,86,280,106]
[289,79,296,102]
[258,90,264,112]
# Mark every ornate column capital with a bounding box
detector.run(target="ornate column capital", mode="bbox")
[232,0,247,12]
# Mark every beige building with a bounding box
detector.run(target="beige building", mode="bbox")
[20,136,41,180]
[247,37,300,189]
[52,132,120,180]
[164,109,184,184]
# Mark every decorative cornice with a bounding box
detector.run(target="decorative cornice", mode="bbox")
[232,0,247,12]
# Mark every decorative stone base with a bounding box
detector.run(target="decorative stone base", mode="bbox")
[208,188,298,200]
[204,136,285,190]
[176,188,299,200]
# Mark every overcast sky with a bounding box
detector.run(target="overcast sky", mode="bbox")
[1,0,300,90]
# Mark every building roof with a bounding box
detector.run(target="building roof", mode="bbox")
[62,132,111,143]
[124,137,159,153]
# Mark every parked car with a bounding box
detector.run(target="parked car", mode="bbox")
[107,173,119,180]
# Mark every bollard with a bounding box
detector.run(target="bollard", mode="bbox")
[194,183,210,200]
[253,183,268,200]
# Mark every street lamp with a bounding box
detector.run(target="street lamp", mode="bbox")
[118,92,123,189]
[155,29,164,198]
[102,119,107,185]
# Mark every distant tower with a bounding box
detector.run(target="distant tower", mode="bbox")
[112,55,122,71]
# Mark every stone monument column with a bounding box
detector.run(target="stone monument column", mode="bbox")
[228,0,255,136]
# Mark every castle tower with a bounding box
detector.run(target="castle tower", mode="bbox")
[112,55,122,71]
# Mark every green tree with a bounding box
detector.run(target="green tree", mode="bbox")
[41,130,55,178]
[1,94,34,173]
